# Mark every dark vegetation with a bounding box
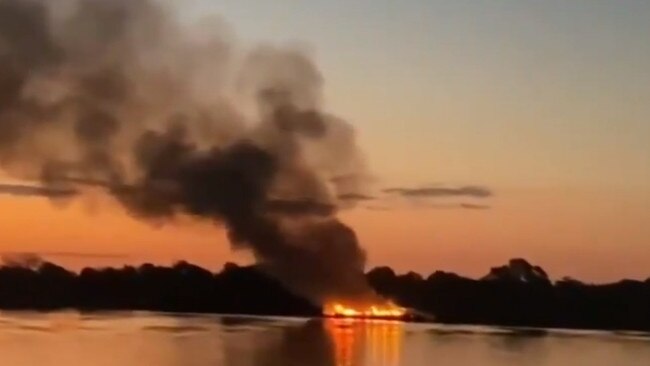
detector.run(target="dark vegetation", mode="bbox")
[1,258,649,331]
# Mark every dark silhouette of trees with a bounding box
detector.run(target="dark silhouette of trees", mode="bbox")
[367,258,650,331]
[0,261,318,316]
[1,258,649,331]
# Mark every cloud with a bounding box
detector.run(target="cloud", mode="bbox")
[362,202,491,211]
[364,205,392,211]
[460,203,491,210]
[337,193,375,202]
[383,185,493,199]
[0,183,78,198]
[2,251,129,265]
[1,253,44,268]
[423,203,492,210]
[40,251,129,259]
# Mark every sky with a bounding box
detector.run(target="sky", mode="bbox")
[1,0,649,282]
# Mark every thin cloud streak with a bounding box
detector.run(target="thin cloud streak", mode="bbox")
[2,251,130,260]
[363,203,491,211]
[460,203,491,210]
[0,183,78,198]
[338,193,375,202]
[383,185,493,198]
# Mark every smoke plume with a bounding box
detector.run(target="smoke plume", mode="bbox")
[0,0,374,305]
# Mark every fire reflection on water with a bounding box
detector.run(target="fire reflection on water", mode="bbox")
[326,318,404,366]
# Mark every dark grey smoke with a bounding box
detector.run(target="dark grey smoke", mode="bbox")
[266,199,335,217]
[0,0,374,305]
[384,185,493,198]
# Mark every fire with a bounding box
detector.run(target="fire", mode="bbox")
[324,301,407,319]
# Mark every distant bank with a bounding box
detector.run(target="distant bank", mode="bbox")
[0,258,648,331]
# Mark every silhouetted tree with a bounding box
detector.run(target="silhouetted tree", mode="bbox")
[0,258,649,331]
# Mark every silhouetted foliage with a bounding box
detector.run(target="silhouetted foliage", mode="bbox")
[1,258,649,331]
[0,261,318,316]
[368,259,650,331]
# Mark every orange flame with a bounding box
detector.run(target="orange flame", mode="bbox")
[324,301,407,319]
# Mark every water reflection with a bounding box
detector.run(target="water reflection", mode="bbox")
[261,320,335,366]
[326,319,404,366]
[218,317,405,366]
[1,312,650,366]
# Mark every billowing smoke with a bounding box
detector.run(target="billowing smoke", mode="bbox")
[0,0,375,304]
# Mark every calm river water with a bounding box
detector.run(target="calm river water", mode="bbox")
[0,311,649,366]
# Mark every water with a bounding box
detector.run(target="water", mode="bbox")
[1,312,649,366]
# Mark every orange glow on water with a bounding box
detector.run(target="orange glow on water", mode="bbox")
[326,317,404,366]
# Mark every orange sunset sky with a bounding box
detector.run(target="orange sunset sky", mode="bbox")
[1,1,649,282]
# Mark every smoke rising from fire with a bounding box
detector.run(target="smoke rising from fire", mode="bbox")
[0,0,374,304]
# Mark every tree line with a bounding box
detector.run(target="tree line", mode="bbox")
[0,258,649,331]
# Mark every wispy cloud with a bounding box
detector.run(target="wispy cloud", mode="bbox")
[41,251,129,259]
[0,183,78,198]
[363,202,491,211]
[1,252,129,267]
[460,203,491,210]
[338,193,375,202]
[383,185,493,198]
